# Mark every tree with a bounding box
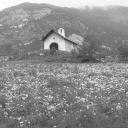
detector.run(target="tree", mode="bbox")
[77,33,101,62]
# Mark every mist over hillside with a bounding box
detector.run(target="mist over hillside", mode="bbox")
[0,2,128,56]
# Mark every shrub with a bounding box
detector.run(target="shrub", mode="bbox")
[76,42,99,63]
[71,32,101,63]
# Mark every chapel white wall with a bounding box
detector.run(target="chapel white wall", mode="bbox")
[43,33,66,51]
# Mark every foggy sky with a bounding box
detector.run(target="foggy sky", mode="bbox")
[0,0,128,11]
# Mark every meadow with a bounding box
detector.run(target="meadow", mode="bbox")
[0,62,128,128]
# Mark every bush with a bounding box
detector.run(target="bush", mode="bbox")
[74,42,99,63]
[71,33,101,63]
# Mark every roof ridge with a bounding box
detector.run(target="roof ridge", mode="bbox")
[42,29,78,45]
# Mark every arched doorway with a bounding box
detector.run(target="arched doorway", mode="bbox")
[50,43,58,50]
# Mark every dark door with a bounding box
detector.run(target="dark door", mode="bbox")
[50,43,58,50]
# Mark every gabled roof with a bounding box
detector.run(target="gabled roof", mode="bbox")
[42,29,78,45]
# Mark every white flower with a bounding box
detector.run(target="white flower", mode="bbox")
[47,105,56,111]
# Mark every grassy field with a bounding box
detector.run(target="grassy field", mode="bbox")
[0,62,128,128]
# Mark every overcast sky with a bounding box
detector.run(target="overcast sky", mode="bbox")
[0,0,128,11]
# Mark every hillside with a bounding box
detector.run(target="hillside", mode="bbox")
[0,3,128,56]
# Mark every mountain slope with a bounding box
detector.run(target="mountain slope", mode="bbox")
[0,3,128,56]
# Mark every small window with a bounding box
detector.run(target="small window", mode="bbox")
[60,29,62,33]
